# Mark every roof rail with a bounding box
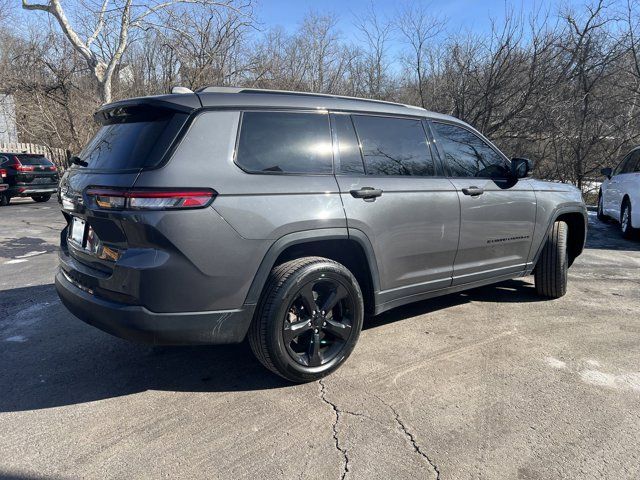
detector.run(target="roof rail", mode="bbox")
[195,86,422,110]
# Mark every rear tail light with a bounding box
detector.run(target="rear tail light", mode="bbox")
[8,158,34,172]
[85,188,216,211]
[0,169,6,178]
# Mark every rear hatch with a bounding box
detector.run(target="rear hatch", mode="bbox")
[12,154,59,186]
[59,96,199,274]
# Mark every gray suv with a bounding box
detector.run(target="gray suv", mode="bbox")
[55,87,587,382]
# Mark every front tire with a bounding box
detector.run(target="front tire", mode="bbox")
[621,199,636,239]
[31,194,51,203]
[248,257,364,383]
[534,221,569,299]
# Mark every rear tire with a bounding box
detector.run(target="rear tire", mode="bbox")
[621,199,636,239]
[597,194,608,222]
[0,193,9,206]
[248,256,364,383]
[31,194,51,203]
[534,221,568,299]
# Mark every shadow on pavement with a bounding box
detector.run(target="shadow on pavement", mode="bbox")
[0,236,58,258]
[0,279,542,413]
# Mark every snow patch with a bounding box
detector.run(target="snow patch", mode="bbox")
[584,359,602,367]
[16,250,47,259]
[579,369,640,392]
[579,370,616,388]
[4,335,27,342]
[545,357,567,369]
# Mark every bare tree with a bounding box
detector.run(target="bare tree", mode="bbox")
[352,2,392,98]
[21,0,253,104]
[395,3,446,108]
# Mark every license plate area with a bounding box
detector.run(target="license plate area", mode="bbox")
[69,217,87,248]
[33,177,55,184]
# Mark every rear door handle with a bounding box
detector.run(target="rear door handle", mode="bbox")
[350,187,383,200]
[462,186,484,196]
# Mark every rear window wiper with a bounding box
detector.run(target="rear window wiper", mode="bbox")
[70,156,88,167]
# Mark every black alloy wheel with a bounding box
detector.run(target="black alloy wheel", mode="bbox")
[282,277,354,368]
[249,256,364,383]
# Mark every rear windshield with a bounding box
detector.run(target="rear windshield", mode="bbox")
[17,155,53,166]
[78,106,188,171]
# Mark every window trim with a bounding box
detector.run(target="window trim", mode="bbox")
[427,119,512,180]
[232,109,335,176]
[339,112,443,178]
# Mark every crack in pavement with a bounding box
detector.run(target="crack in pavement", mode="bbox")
[377,396,441,480]
[319,378,350,480]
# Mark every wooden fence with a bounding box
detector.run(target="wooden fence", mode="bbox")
[0,142,69,168]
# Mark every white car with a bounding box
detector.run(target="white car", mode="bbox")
[598,146,640,238]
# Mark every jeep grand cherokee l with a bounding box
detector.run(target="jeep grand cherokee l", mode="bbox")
[55,87,587,382]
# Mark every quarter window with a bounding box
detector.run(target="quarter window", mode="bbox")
[431,122,509,178]
[236,112,332,174]
[351,115,435,176]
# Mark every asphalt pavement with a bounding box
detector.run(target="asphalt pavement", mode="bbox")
[1,197,639,479]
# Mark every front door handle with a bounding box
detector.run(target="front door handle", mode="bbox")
[350,187,383,200]
[462,186,484,196]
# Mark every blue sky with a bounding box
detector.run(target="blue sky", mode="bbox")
[255,0,575,38]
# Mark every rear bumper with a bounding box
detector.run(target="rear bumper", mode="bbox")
[55,269,254,345]
[8,185,57,196]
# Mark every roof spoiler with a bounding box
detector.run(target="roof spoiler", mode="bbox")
[94,95,201,124]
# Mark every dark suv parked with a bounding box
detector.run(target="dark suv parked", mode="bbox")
[0,153,59,205]
[55,87,587,382]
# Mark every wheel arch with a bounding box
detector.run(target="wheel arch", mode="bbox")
[532,206,587,269]
[244,228,380,315]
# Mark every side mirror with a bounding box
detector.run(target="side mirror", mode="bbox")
[600,167,612,179]
[511,157,533,179]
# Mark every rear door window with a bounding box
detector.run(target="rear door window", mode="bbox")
[351,115,434,176]
[431,122,509,178]
[79,106,188,171]
[236,112,332,174]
